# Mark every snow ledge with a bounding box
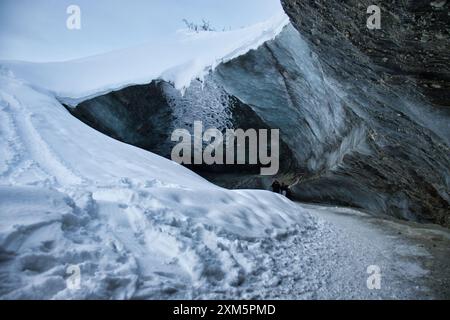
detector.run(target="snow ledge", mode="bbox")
[0,13,289,106]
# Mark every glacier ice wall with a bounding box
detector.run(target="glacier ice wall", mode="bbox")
[216,22,450,225]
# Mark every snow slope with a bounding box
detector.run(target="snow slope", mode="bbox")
[0,13,289,105]
[0,70,322,299]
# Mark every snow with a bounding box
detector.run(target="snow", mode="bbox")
[0,12,289,105]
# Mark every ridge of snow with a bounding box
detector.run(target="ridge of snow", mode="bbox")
[0,13,289,106]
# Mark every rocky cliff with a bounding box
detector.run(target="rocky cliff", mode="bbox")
[276,0,450,225]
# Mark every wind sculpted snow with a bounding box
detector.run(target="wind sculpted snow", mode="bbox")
[0,13,289,106]
[0,72,319,299]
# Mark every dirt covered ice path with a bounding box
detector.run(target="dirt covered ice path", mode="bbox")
[300,203,450,299]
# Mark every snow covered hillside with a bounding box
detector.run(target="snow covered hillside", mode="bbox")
[0,68,323,299]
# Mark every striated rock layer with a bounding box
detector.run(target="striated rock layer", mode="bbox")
[273,0,449,225]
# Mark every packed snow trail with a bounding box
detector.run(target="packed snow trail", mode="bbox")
[301,205,450,299]
[1,71,448,299]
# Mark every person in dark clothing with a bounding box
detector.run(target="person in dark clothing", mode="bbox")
[271,180,281,194]
[281,182,295,199]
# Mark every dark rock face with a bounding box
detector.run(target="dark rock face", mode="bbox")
[282,0,450,108]
[272,1,450,225]
[69,82,174,157]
